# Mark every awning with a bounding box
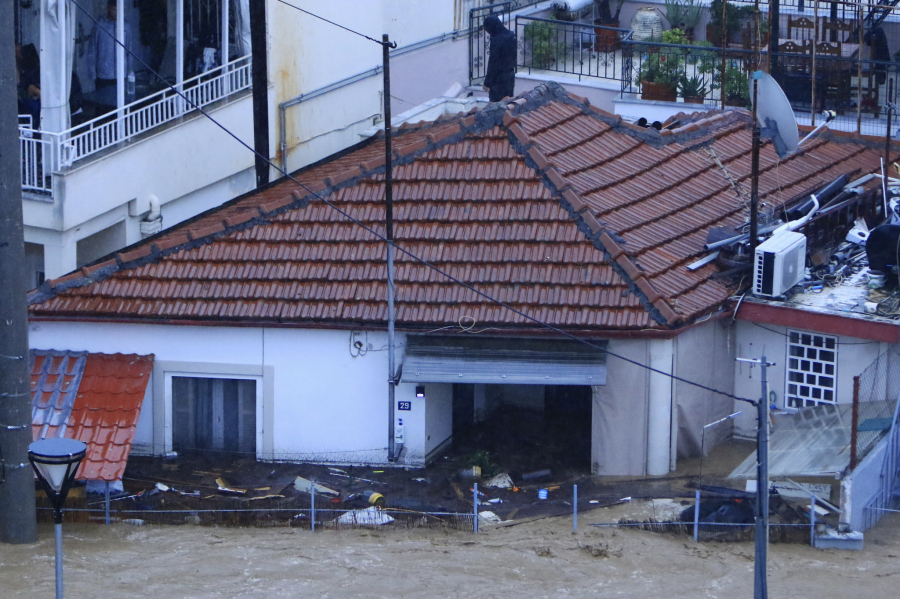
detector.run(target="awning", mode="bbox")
[401,336,606,386]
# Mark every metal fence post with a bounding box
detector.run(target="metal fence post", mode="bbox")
[810,495,816,547]
[473,482,479,533]
[573,484,578,533]
[693,489,701,542]
[105,481,110,525]
[311,484,316,532]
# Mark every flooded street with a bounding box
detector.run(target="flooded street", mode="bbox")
[2,507,899,598]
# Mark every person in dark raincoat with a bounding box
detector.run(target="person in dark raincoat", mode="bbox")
[482,15,516,102]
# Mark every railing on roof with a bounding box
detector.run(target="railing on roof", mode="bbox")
[18,56,251,195]
[515,15,631,82]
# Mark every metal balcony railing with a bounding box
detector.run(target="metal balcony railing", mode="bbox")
[515,15,631,82]
[19,56,251,194]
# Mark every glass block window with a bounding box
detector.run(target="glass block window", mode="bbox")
[786,331,837,408]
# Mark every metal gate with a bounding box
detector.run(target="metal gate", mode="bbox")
[469,2,512,86]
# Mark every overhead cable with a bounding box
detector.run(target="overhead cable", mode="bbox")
[274,0,387,46]
[66,0,756,406]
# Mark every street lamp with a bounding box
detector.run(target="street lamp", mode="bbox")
[28,438,86,599]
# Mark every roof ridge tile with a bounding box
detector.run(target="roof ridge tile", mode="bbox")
[258,194,294,215]
[187,222,226,241]
[325,166,364,188]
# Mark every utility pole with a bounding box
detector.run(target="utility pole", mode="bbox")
[249,0,269,187]
[0,3,38,544]
[737,355,774,599]
[383,34,399,462]
[749,73,760,257]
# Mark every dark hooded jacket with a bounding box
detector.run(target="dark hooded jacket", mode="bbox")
[483,15,516,99]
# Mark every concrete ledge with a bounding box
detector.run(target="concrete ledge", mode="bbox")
[613,94,719,124]
[814,529,864,550]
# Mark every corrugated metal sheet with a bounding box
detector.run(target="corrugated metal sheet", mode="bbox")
[402,336,606,385]
[728,400,896,478]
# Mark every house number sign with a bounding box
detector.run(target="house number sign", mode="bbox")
[397,401,412,411]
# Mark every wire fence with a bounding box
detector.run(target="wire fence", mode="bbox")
[853,345,900,467]
[37,497,475,531]
[39,483,826,545]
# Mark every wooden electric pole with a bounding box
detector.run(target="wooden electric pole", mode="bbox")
[0,0,38,544]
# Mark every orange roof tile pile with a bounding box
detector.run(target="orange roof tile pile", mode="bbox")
[30,350,153,481]
[28,82,884,332]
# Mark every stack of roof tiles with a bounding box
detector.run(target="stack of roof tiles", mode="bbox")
[28,82,884,331]
[31,350,153,481]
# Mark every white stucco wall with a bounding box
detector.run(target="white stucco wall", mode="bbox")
[732,320,890,438]
[423,383,454,459]
[672,318,736,457]
[28,320,433,466]
[592,337,650,476]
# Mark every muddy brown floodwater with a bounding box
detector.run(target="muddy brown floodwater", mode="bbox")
[2,505,899,598]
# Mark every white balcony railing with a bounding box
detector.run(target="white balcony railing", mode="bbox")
[19,56,251,194]
[19,127,53,194]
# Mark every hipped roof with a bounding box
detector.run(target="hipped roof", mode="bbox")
[28,83,884,332]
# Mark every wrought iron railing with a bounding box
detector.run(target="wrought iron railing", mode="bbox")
[515,16,630,82]
[621,40,742,107]
[469,2,513,85]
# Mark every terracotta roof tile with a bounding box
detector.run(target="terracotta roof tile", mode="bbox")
[30,350,153,482]
[29,82,884,331]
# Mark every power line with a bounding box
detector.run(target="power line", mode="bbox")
[273,0,386,46]
[66,0,755,406]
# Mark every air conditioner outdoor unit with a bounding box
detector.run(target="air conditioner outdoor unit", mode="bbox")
[753,231,807,298]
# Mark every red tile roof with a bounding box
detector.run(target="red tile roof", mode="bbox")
[31,350,153,481]
[27,83,884,331]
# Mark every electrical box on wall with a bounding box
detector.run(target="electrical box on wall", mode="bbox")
[753,231,807,298]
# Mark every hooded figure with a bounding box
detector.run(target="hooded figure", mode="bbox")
[482,15,516,102]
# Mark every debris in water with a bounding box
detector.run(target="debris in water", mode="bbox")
[216,478,246,495]
[293,476,339,496]
[334,506,394,526]
[478,511,502,524]
[483,473,514,489]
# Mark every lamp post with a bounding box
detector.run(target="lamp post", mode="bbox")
[28,438,86,599]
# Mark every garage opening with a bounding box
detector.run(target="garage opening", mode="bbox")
[405,336,605,475]
[172,376,256,455]
[450,383,593,472]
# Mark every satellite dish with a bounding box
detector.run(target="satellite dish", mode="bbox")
[749,71,799,158]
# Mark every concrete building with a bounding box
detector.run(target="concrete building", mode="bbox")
[26,83,888,476]
[15,0,504,283]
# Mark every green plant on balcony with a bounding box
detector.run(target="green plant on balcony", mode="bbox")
[678,74,708,103]
[707,0,754,47]
[662,0,704,39]
[523,19,568,69]
[636,29,690,102]
[595,0,625,26]
[712,62,751,107]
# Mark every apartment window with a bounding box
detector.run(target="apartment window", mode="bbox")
[786,331,837,408]
[172,376,256,454]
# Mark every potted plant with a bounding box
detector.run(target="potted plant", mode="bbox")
[707,0,754,47]
[678,74,708,103]
[712,62,751,107]
[593,0,624,52]
[524,19,565,69]
[662,0,704,41]
[636,29,689,102]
